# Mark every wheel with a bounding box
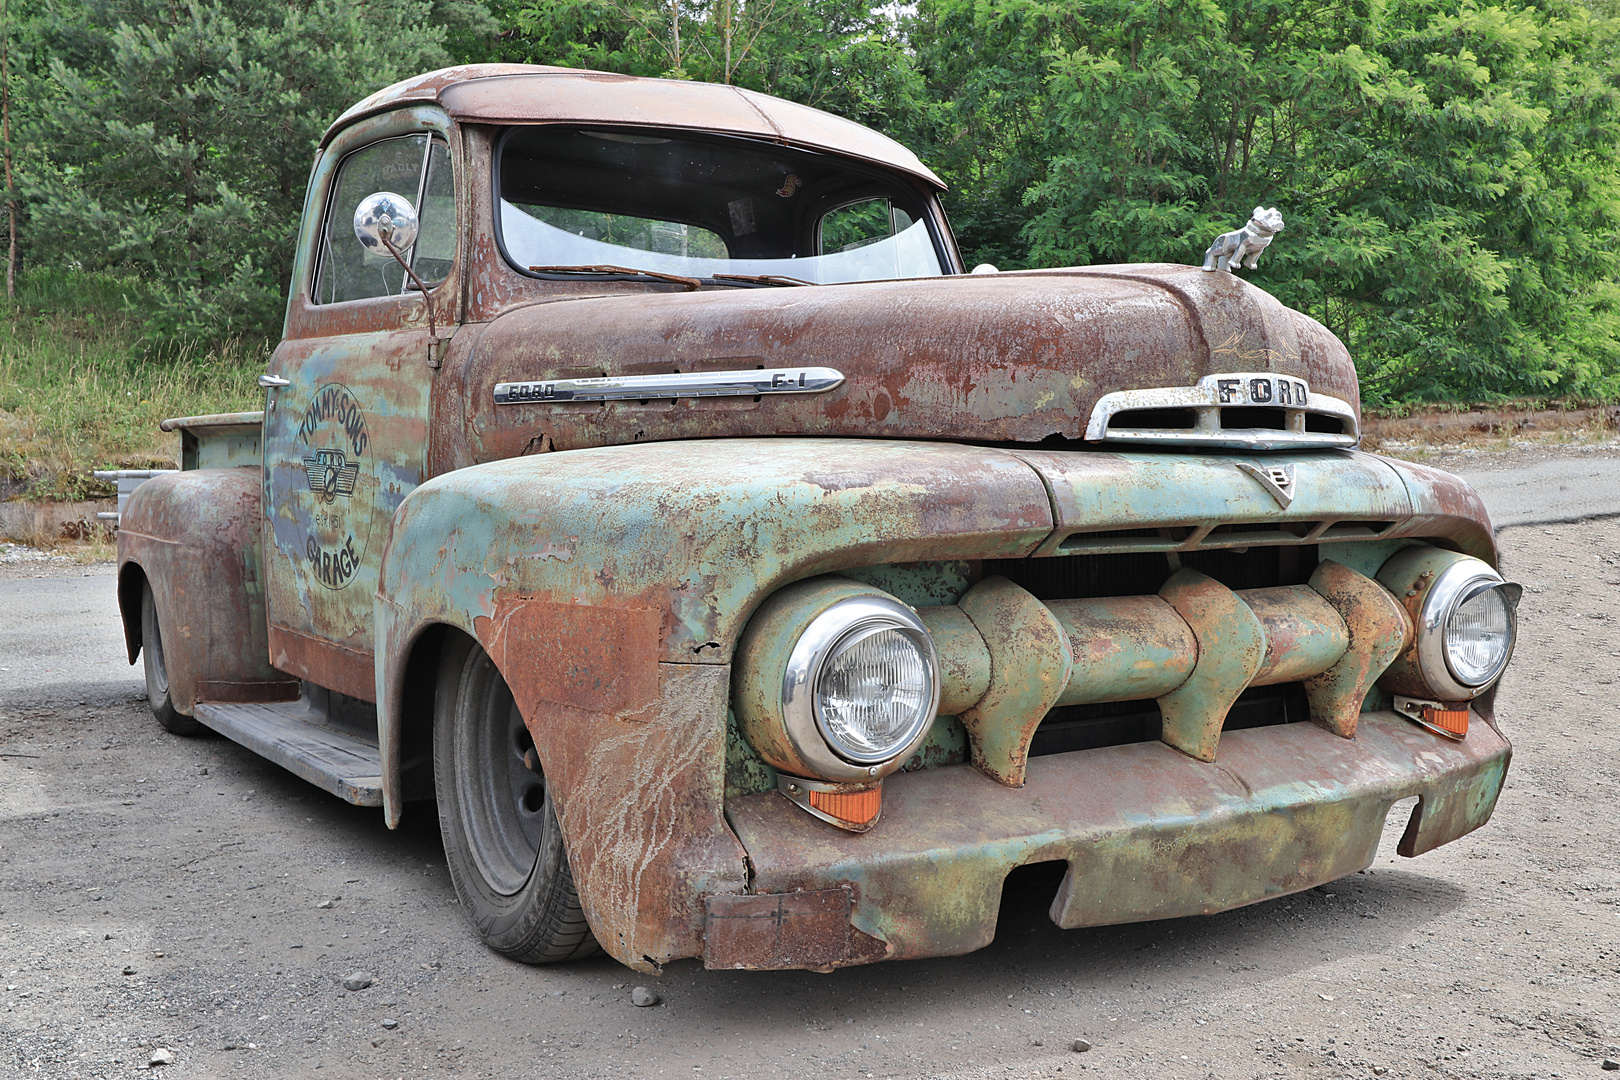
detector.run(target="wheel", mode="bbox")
[140,580,201,735]
[433,636,599,962]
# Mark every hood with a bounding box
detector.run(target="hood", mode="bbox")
[445,263,1358,467]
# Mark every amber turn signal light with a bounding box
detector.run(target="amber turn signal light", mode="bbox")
[1393,695,1471,741]
[808,786,882,828]
[777,775,883,831]
[1421,704,1469,737]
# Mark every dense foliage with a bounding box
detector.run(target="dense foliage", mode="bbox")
[4,0,1620,401]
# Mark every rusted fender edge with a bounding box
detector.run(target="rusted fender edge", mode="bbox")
[1376,455,1497,565]
[115,469,298,713]
[372,438,1054,970]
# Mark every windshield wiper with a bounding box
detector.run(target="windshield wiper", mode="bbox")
[710,273,818,287]
[528,264,702,292]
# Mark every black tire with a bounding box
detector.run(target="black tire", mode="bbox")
[433,635,599,963]
[140,580,201,735]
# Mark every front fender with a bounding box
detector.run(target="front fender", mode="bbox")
[373,438,1054,969]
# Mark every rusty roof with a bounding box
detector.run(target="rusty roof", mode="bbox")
[320,64,944,188]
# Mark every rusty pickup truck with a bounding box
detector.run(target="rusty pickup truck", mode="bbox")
[116,64,1519,974]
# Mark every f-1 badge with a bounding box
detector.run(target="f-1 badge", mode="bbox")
[1236,461,1296,508]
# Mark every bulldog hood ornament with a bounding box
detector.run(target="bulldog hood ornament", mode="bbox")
[1202,206,1284,272]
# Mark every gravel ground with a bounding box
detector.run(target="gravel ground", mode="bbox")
[0,512,1617,1079]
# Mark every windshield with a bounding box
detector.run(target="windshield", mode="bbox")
[496,126,947,285]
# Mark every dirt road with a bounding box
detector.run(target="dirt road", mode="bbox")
[1,482,1617,1078]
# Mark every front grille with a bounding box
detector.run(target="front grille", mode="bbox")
[984,543,1316,600]
[1052,519,1393,555]
[1027,683,1309,758]
[977,547,1320,760]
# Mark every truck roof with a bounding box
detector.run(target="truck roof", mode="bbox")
[320,64,945,189]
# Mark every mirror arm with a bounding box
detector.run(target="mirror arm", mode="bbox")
[380,235,446,369]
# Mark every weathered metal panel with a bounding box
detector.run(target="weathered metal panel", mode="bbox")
[376,439,1052,671]
[116,469,299,712]
[264,104,465,693]
[1378,458,1499,564]
[477,598,663,719]
[1240,585,1348,686]
[328,65,942,187]
[480,655,747,972]
[725,713,1510,965]
[1156,569,1267,762]
[448,268,1364,459]
[703,887,889,971]
[1304,559,1413,737]
[160,411,264,471]
[371,439,1053,965]
[261,331,435,672]
[1015,449,1414,550]
[915,605,991,714]
[1049,596,1195,705]
[956,577,1073,787]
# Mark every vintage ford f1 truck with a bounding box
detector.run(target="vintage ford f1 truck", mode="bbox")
[115,64,1519,974]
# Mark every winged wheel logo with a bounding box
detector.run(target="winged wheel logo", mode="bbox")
[303,448,360,504]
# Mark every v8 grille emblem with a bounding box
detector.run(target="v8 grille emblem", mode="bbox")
[1236,461,1297,508]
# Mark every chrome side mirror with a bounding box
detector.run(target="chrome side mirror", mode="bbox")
[353,192,419,255]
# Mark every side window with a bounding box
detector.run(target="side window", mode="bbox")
[413,142,455,283]
[315,135,456,304]
[817,198,913,255]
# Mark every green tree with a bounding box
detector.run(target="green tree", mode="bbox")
[494,0,926,133]
[914,0,1620,401]
[22,0,487,342]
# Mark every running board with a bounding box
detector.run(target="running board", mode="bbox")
[192,699,384,806]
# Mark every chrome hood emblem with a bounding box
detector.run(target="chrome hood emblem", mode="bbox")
[1236,461,1297,508]
[1085,372,1358,451]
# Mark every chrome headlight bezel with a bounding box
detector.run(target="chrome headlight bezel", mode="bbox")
[1413,560,1519,700]
[782,595,941,775]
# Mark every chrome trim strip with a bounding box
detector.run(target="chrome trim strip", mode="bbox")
[1085,372,1359,449]
[494,366,845,404]
[1102,429,1358,451]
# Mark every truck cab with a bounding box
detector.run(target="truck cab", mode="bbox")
[117,64,1519,973]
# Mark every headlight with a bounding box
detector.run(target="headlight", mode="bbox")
[1444,580,1517,687]
[1377,548,1521,701]
[792,602,937,765]
[734,578,940,782]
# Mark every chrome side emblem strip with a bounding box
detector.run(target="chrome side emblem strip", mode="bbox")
[494,366,845,404]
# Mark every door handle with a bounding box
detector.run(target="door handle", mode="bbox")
[257,374,291,389]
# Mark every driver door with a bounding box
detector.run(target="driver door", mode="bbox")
[260,116,459,700]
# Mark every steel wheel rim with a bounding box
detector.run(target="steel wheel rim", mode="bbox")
[146,593,169,698]
[457,653,547,896]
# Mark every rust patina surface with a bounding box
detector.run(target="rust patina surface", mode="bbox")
[117,469,298,712]
[435,267,1355,468]
[717,714,1510,969]
[114,63,1517,974]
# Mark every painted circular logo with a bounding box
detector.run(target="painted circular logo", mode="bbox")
[295,382,372,590]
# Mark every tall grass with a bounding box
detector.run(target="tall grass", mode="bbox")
[0,269,265,500]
